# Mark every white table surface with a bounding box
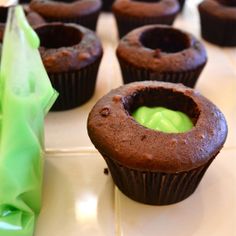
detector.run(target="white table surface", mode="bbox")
[40,0,236,235]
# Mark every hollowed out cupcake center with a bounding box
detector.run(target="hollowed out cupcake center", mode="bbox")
[216,0,236,6]
[140,27,190,53]
[123,88,200,132]
[36,25,82,49]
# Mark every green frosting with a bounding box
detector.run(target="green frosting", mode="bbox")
[132,106,193,133]
[0,6,57,236]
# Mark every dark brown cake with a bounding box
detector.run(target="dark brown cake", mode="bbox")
[30,0,102,31]
[116,25,207,87]
[198,0,236,46]
[24,6,46,27]
[112,0,180,38]
[87,81,228,205]
[35,22,103,111]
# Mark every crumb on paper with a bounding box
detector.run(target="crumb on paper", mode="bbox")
[104,168,109,175]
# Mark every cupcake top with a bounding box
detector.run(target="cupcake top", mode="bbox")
[116,25,207,73]
[30,0,102,18]
[35,22,103,73]
[198,0,236,20]
[87,81,227,173]
[112,0,180,18]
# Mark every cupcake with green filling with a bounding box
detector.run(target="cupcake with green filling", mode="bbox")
[87,81,227,205]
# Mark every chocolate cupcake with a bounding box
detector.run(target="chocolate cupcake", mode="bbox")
[30,0,102,31]
[87,81,227,205]
[198,0,236,47]
[116,25,207,88]
[112,0,180,38]
[35,22,103,111]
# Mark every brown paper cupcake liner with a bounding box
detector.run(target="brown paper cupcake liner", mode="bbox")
[103,155,214,205]
[178,0,186,10]
[199,11,236,46]
[114,13,177,38]
[48,57,101,111]
[44,11,100,31]
[118,59,205,88]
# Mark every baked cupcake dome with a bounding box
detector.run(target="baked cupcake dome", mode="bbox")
[116,25,207,88]
[30,0,102,31]
[87,81,227,205]
[112,0,180,38]
[35,22,103,111]
[198,0,236,46]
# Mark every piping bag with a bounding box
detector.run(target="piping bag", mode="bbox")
[0,5,58,236]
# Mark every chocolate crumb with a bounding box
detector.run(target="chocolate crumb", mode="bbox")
[141,135,146,141]
[112,95,122,103]
[104,168,109,175]
[100,107,111,117]
[78,52,90,61]
[153,49,162,58]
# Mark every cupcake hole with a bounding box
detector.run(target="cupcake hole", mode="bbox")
[123,87,200,130]
[216,0,236,6]
[35,24,82,49]
[140,27,190,53]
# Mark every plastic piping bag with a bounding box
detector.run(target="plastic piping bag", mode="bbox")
[0,5,58,236]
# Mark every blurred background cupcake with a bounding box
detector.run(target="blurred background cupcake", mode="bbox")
[112,0,180,38]
[30,0,102,31]
[198,0,236,47]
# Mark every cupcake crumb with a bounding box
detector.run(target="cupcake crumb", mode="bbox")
[112,95,122,103]
[141,135,146,141]
[153,49,161,58]
[104,168,109,175]
[100,106,111,117]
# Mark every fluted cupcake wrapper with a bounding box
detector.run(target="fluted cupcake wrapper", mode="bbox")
[199,11,236,47]
[178,0,186,10]
[48,57,101,111]
[103,155,214,205]
[118,59,206,88]
[114,13,177,38]
[44,11,100,31]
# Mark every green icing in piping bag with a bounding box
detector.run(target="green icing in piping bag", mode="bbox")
[0,5,58,236]
[132,106,193,133]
